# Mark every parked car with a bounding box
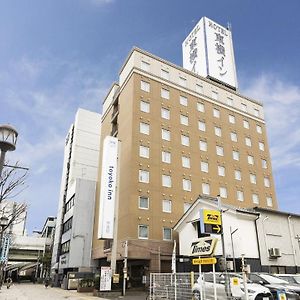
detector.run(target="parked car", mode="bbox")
[192,272,273,300]
[248,273,300,299]
[275,275,300,286]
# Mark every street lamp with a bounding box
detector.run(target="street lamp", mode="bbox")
[0,215,9,289]
[0,124,18,176]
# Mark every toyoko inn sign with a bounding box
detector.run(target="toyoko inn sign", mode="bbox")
[182,16,238,89]
[98,136,119,239]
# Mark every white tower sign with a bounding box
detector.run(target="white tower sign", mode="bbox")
[182,16,238,89]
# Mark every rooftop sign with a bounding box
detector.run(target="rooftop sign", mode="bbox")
[182,16,238,89]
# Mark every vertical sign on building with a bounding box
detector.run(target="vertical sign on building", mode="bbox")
[182,16,238,89]
[98,136,119,239]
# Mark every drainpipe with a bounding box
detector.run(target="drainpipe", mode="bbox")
[287,216,297,268]
[261,216,269,272]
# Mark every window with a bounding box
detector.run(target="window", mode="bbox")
[237,190,244,201]
[179,77,187,87]
[140,100,150,113]
[162,199,172,213]
[140,122,149,135]
[163,228,172,240]
[139,170,149,183]
[259,142,265,151]
[162,151,171,163]
[220,187,227,198]
[180,95,188,106]
[180,115,189,126]
[182,156,190,168]
[181,135,190,146]
[252,194,259,204]
[65,195,75,213]
[254,108,260,117]
[250,174,257,184]
[262,159,267,169]
[162,175,172,187]
[139,196,149,209]
[245,137,252,147]
[256,125,262,134]
[196,84,203,94]
[184,202,191,213]
[61,241,70,254]
[212,91,218,100]
[183,179,192,191]
[216,145,224,156]
[161,69,169,80]
[141,61,150,72]
[202,183,210,195]
[227,97,233,106]
[243,120,250,129]
[213,108,220,118]
[141,80,150,92]
[199,140,207,151]
[161,88,170,99]
[138,225,149,239]
[233,150,239,161]
[248,155,254,165]
[231,132,237,142]
[241,103,247,112]
[235,170,242,181]
[62,217,73,233]
[229,115,235,124]
[162,129,171,141]
[214,126,222,137]
[139,145,149,158]
[266,196,273,207]
[197,102,205,112]
[201,161,209,173]
[198,121,206,131]
[218,166,225,177]
[264,177,270,187]
[161,108,170,120]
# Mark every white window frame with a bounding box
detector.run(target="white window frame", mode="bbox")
[241,103,247,112]
[138,196,149,210]
[220,187,227,199]
[214,126,222,137]
[256,125,262,134]
[243,120,250,129]
[162,151,171,164]
[202,183,210,195]
[180,95,188,106]
[182,156,191,168]
[233,150,239,161]
[229,115,235,124]
[179,77,187,87]
[254,108,260,117]
[212,91,218,100]
[181,135,190,146]
[140,122,150,135]
[262,159,267,169]
[227,97,233,106]
[250,173,257,184]
[161,88,170,99]
[231,132,237,142]
[201,161,209,173]
[218,165,225,177]
[162,175,172,188]
[141,80,150,92]
[140,100,150,113]
[199,140,207,151]
[196,84,203,94]
[163,227,172,241]
[237,190,244,202]
[139,170,149,183]
[252,194,259,204]
[264,177,270,188]
[259,142,265,151]
[216,145,224,156]
[248,155,254,165]
[138,224,149,239]
[183,178,192,191]
[198,121,206,132]
[161,129,171,141]
[266,196,273,207]
[235,170,242,181]
[139,145,149,158]
[161,107,170,120]
[245,137,252,147]
[180,115,189,126]
[197,102,205,112]
[161,69,169,80]
[162,199,172,213]
[213,108,220,118]
[141,61,150,72]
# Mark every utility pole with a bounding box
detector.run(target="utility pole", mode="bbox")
[241,254,249,300]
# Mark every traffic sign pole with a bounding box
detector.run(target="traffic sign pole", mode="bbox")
[213,262,217,300]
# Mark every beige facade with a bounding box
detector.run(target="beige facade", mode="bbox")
[92,48,277,277]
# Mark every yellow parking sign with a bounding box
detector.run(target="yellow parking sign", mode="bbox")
[203,210,221,225]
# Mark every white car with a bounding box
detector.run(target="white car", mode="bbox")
[192,272,273,300]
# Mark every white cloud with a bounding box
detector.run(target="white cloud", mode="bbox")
[241,73,300,171]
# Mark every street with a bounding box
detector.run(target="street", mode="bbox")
[0,283,147,300]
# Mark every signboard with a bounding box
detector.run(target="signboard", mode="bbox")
[0,234,11,263]
[100,266,112,291]
[190,236,218,256]
[192,257,217,265]
[98,136,119,239]
[200,209,223,234]
[182,16,238,89]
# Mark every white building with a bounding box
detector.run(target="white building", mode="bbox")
[51,108,101,282]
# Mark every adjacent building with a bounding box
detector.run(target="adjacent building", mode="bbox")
[51,108,101,283]
[92,18,277,284]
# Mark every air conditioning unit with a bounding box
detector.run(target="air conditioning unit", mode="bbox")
[268,248,281,258]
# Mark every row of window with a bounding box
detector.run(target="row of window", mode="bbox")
[61,240,70,254]
[140,99,263,134]
[138,190,273,214]
[138,170,271,192]
[140,122,265,151]
[64,195,75,213]
[138,224,172,241]
[140,145,268,169]
[62,217,73,234]
[140,79,261,117]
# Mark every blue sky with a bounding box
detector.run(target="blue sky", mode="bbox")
[1,0,299,233]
